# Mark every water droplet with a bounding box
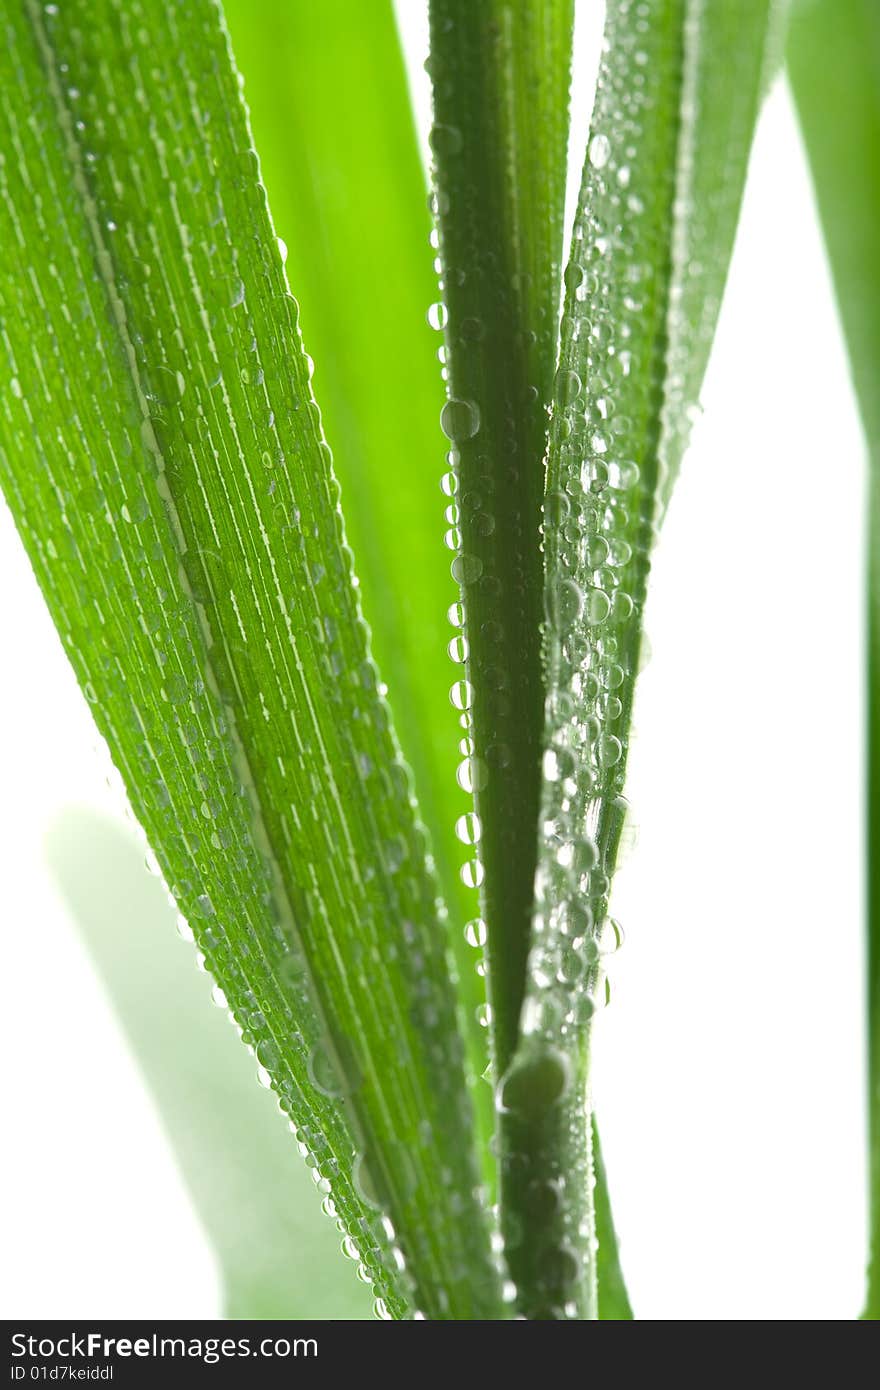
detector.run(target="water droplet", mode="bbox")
[589,133,611,169]
[598,916,625,955]
[448,635,469,664]
[450,679,473,711]
[444,526,462,551]
[465,918,487,948]
[597,733,622,767]
[461,858,484,889]
[447,601,465,627]
[550,578,583,631]
[457,756,487,793]
[175,913,194,942]
[556,368,582,406]
[564,263,584,295]
[256,1037,280,1070]
[451,552,483,585]
[540,1244,580,1290]
[544,489,570,526]
[440,398,480,442]
[430,123,463,156]
[543,745,575,782]
[585,589,611,625]
[455,811,481,845]
[427,301,448,331]
[308,1044,344,1098]
[498,1047,570,1119]
[608,458,640,490]
[460,316,484,340]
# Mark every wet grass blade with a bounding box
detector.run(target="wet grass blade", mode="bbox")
[0,0,499,1320]
[504,0,780,1319]
[222,0,492,1172]
[787,0,880,1320]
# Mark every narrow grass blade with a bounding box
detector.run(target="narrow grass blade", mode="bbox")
[657,0,788,515]
[46,810,371,1319]
[221,2,491,1123]
[426,0,574,1083]
[593,1119,633,1320]
[0,0,499,1319]
[504,0,779,1319]
[787,0,880,1320]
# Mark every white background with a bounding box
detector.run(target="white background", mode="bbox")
[0,4,868,1319]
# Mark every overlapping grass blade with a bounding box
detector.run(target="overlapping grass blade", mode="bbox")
[592,1120,633,1320]
[502,0,780,1319]
[47,810,371,1319]
[426,1,633,1304]
[222,2,491,1125]
[427,0,575,1085]
[787,0,880,1320]
[0,0,500,1320]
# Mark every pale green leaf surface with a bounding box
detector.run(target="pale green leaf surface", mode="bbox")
[505,0,778,1318]
[46,809,371,1320]
[0,0,499,1319]
[221,2,490,1120]
[787,0,880,1320]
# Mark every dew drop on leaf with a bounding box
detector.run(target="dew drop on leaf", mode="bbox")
[465,918,487,948]
[440,397,480,441]
[588,133,611,168]
[450,552,483,584]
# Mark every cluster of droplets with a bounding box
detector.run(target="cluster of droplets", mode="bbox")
[495,1036,598,1318]
[523,1,674,1051]
[492,8,677,1315]
[426,185,491,1021]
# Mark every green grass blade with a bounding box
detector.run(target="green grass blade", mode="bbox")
[46,810,371,1319]
[786,0,880,1320]
[0,0,500,1320]
[504,0,778,1319]
[221,1,490,1122]
[426,0,574,1084]
[592,1119,633,1320]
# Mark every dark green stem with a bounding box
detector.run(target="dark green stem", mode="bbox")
[427,1,573,1081]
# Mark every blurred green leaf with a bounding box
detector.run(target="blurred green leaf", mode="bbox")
[46,809,372,1319]
[787,0,880,1320]
[593,1120,633,1320]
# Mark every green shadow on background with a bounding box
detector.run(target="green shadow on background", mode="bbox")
[45,807,371,1320]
